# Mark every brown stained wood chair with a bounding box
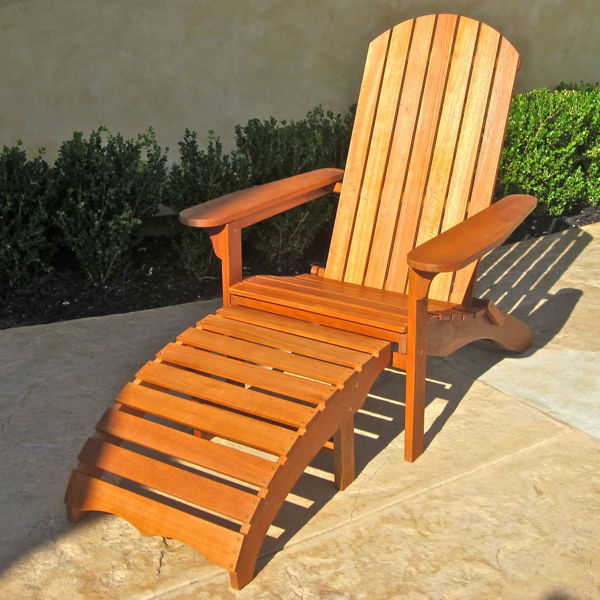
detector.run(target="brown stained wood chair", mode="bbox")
[65,14,536,589]
[180,13,536,462]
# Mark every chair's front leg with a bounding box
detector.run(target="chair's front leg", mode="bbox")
[207,223,242,305]
[405,268,434,462]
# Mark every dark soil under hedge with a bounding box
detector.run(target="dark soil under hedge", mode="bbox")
[2,206,599,331]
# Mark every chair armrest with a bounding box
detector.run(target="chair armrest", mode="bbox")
[407,194,537,274]
[179,168,344,229]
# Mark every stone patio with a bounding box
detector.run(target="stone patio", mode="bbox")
[1,224,599,599]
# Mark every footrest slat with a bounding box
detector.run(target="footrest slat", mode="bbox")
[201,313,369,367]
[79,438,258,523]
[157,342,332,403]
[117,383,297,455]
[218,305,389,354]
[133,362,317,426]
[65,471,243,571]
[97,408,276,487]
[177,327,354,385]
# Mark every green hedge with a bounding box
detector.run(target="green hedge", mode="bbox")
[164,130,243,280]
[1,88,599,294]
[51,127,167,283]
[0,143,50,293]
[496,84,600,214]
[166,106,354,276]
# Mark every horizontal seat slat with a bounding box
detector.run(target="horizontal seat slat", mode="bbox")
[231,296,403,342]
[79,438,257,522]
[66,471,242,570]
[117,383,296,455]
[217,305,389,355]
[239,274,480,321]
[293,273,469,315]
[232,279,408,332]
[177,327,353,385]
[158,343,332,404]
[96,408,275,487]
[257,275,413,316]
[200,313,368,367]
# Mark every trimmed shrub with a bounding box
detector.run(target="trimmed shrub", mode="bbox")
[167,106,355,275]
[165,130,243,279]
[0,143,50,293]
[51,127,167,283]
[496,86,600,215]
[235,105,354,269]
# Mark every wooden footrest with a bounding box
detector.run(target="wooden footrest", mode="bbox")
[65,305,391,589]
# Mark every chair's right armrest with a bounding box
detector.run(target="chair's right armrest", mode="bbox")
[407,194,537,274]
[179,168,344,230]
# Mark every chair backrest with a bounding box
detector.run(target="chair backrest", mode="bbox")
[324,14,520,304]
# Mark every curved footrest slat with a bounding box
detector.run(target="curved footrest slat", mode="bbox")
[65,305,391,589]
[66,471,244,571]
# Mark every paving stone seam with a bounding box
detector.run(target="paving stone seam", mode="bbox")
[147,431,569,598]
[264,431,568,548]
[442,359,600,437]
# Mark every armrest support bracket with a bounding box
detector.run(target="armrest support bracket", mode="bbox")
[179,168,343,303]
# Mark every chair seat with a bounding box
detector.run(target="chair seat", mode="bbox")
[230,273,484,345]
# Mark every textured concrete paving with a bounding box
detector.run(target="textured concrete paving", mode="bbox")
[1,224,599,599]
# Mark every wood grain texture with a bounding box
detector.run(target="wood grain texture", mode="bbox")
[96,407,275,486]
[449,35,521,303]
[323,15,522,304]
[406,194,537,273]
[180,168,343,228]
[65,471,243,571]
[78,437,257,522]
[404,269,433,461]
[343,20,413,284]
[325,28,392,280]
[364,16,434,288]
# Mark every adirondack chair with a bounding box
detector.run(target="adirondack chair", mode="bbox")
[65,14,536,589]
[180,13,536,461]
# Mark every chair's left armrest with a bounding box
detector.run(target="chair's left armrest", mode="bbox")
[407,194,537,274]
[179,168,344,230]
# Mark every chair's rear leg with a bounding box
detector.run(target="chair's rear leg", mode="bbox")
[333,414,355,490]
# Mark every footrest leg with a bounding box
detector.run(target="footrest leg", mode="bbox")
[333,414,355,491]
[66,504,89,523]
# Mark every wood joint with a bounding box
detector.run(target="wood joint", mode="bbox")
[484,299,505,326]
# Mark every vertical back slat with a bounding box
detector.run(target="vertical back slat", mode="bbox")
[414,18,480,250]
[448,36,520,303]
[343,20,414,285]
[325,29,391,280]
[429,23,501,300]
[363,16,436,289]
[385,14,458,292]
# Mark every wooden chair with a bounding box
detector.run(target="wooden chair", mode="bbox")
[180,13,536,461]
[65,14,536,589]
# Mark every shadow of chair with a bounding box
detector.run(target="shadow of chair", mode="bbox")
[251,226,591,574]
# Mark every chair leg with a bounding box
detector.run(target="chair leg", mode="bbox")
[404,349,426,462]
[405,268,433,462]
[66,504,89,523]
[333,414,355,490]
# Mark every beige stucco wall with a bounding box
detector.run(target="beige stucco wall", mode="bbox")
[1,0,598,159]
